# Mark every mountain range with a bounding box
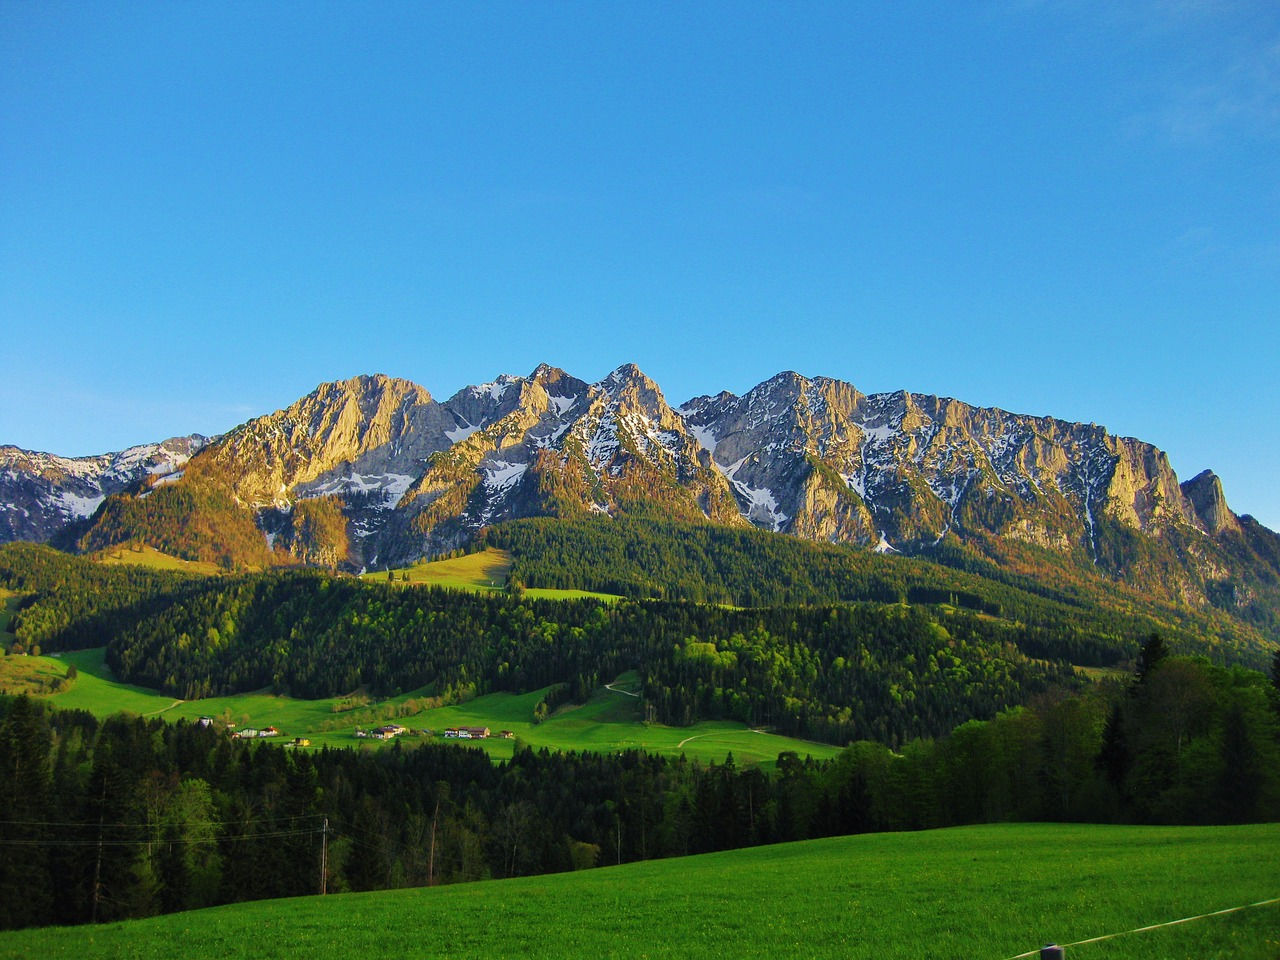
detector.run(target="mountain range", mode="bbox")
[3,363,1278,635]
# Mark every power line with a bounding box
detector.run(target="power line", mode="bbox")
[1004,896,1280,960]
[0,827,322,848]
[0,812,325,830]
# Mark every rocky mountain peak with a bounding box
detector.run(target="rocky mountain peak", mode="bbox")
[602,362,658,390]
[1181,469,1241,536]
[594,364,672,422]
[189,374,442,505]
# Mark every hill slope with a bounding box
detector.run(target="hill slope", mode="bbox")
[4,823,1276,960]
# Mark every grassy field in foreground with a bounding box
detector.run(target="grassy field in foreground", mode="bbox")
[360,548,621,602]
[17,651,840,763]
[3,822,1276,960]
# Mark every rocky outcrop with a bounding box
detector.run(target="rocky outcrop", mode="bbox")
[1181,469,1241,536]
[187,374,449,507]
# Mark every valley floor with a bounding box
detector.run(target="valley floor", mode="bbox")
[23,649,842,764]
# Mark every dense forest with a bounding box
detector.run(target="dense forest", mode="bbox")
[484,517,1274,667]
[0,543,196,654]
[3,646,1276,931]
[14,560,1072,745]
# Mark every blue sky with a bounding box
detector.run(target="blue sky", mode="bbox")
[3,2,1278,528]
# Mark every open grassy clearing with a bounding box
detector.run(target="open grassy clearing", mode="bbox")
[4,822,1276,960]
[0,650,67,696]
[23,650,839,762]
[39,648,187,716]
[373,677,843,764]
[90,543,222,575]
[361,548,621,602]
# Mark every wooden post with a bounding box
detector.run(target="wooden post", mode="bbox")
[319,817,329,895]
[1040,946,1064,959]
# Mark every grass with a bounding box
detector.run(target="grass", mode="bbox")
[2,822,1276,959]
[0,653,68,696]
[23,651,839,763]
[362,675,844,765]
[361,548,620,602]
[41,648,186,716]
[90,543,223,576]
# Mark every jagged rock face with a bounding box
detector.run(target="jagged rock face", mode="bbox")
[375,363,741,563]
[188,374,451,507]
[0,437,205,543]
[1181,470,1241,536]
[6,365,1271,613]
[681,372,1237,560]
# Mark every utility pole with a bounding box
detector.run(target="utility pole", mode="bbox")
[90,777,106,923]
[319,817,329,895]
[428,797,439,887]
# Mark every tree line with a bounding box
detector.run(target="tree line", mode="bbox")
[2,644,1276,932]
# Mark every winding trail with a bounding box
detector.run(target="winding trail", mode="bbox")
[143,699,185,718]
[676,728,767,749]
[604,682,639,698]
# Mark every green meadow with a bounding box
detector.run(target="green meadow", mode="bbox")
[16,650,839,763]
[360,548,621,602]
[91,543,224,576]
[3,822,1276,960]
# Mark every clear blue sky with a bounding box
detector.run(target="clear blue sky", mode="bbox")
[3,2,1277,528]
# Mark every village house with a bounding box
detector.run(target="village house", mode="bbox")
[259,726,280,737]
[443,726,491,740]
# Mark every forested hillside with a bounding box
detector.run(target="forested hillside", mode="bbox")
[485,517,1274,667]
[22,563,1070,745]
[75,484,281,569]
[0,543,197,653]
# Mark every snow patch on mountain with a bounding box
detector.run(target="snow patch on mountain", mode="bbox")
[307,472,417,507]
[687,423,718,455]
[548,395,578,417]
[585,418,620,467]
[731,480,788,531]
[874,534,898,553]
[446,421,481,444]
[482,461,528,491]
[471,378,515,402]
[57,491,105,518]
[858,422,900,444]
